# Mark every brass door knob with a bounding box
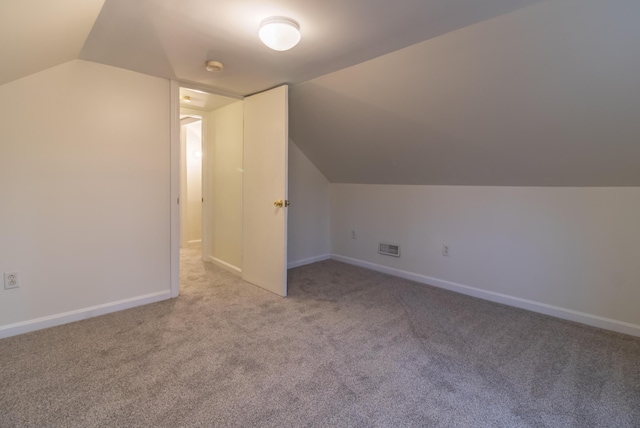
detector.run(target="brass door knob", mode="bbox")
[274,200,290,208]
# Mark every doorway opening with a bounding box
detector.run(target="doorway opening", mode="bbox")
[180,115,203,252]
[172,83,290,298]
[178,86,244,291]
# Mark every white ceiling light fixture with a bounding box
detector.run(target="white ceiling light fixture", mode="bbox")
[259,17,301,51]
[205,60,224,72]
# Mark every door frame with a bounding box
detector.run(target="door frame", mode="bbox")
[170,81,244,297]
[170,81,180,297]
[179,121,188,249]
[179,113,205,251]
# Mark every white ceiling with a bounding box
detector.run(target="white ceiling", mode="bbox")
[0,0,105,86]
[2,0,639,186]
[78,0,541,96]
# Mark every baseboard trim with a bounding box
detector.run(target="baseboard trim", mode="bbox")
[288,254,331,269]
[188,239,202,245]
[209,256,242,276]
[330,254,640,338]
[0,290,173,339]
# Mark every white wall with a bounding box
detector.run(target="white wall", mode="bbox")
[185,121,202,243]
[287,141,331,267]
[207,102,243,271]
[331,184,640,335]
[0,60,171,337]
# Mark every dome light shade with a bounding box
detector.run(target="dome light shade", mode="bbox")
[259,17,300,51]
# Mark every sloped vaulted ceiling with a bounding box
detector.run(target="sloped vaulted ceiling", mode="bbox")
[78,0,541,96]
[290,0,640,186]
[2,0,638,186]
[0,0,105,86]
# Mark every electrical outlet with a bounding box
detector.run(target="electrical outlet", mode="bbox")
[351,230,356,240]
[4,272,19,289]
[442,244,450,257]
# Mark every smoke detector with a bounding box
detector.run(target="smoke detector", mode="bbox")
[205,60,224,72]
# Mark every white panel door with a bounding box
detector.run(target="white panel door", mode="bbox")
[242,85,288,296]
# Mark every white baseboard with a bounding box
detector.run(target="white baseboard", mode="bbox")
[331,254,640,338]
[288,254,331,269]
[0,290,173,339]
[188,239,202,245]
[209,256,242,276]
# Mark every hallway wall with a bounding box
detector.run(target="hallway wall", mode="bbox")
[207,101,243,271]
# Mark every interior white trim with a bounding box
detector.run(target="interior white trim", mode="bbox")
[170,80,181,298]
[330,254,640,338]
[0,291,172,339]
[288,254,331,269]
[178,114,189,249]
[209,256,242,276]
[200,113,211,262]
[188,239,202,245]
[177,81,243,101]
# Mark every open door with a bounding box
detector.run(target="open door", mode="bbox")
[242,85,289,296]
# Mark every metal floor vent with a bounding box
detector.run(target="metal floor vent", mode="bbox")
[379,243,400,257]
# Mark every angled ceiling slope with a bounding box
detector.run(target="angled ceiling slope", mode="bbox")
[290,0,640,186]
[79,0,541,97]
[0,0,105,86]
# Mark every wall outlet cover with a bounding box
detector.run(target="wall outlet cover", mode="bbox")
[4,272,19,289]
[442,244,450,257]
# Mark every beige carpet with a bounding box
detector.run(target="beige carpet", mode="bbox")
[0,246,639,427]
